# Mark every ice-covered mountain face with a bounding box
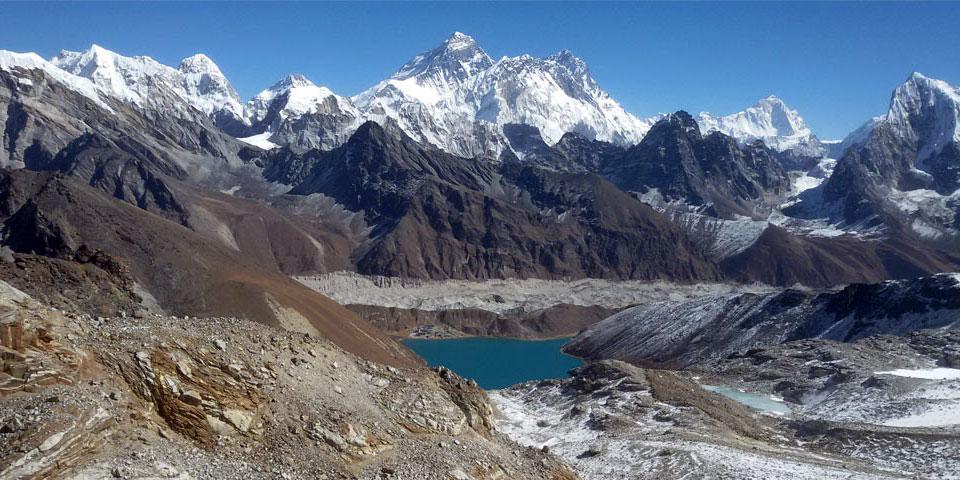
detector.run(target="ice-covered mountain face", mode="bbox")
[245,74,350,124]
[241,74,362,151]
[351,32,654,158]
[794,73,960,241]
[351,32,500,157]
[886,72,960,164]
[698,96,826,161]
[468,50,656,148]
[51,45,244,125]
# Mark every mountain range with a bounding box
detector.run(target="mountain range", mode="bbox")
[11,33,832,160]
[2,32,960,361]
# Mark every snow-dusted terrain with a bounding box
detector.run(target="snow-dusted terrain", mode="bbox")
[490,363,918,479]
[295,271,774,314]
[565,273,960,367]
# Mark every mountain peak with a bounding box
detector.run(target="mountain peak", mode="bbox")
[696,96,817,154]
[667,110,700,129]
[890,72,960,115]
[53,44,122,70]
[548,49,589,76]
[757,95,785,107]
[444,31,478,50]
[391,32,493,81]
[178,53,224,76]
[85,43,106,55]
[886,72,960,155]
[270,73,316,91]
[85,43,114,58]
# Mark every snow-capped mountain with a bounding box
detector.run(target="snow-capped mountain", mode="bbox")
[698,96,826,159]
[831,73,960,164]
[468,49,656,148]
[245,74,353,125]
[51,44,244,124]
[0,50,110,110]
[886,72,960,163]
[790,73,960,242]
[241,74,362,151]
[352,32,500,157]
[352,32,655,157]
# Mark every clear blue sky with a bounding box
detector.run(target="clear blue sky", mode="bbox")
[1,1,958,139]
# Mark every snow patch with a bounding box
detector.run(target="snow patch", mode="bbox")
[875,368,960,380]
[237,132,278,150]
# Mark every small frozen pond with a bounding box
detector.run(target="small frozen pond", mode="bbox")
[703,385,792,415]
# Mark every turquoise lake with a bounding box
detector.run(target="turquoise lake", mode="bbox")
[702,385,793,415]
[403,337,583,389]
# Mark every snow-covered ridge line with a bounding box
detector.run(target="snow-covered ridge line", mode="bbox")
[349,31,658,156]
[51,44,244,120]
[0,49,113,111]
[15,39,957,169]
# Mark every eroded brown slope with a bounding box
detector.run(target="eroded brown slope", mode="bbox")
[354,172,722,281]
[0,170,418,367]
[721,225,960,287]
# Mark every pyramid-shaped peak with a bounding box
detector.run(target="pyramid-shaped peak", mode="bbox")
[178,53,224,76]
[270,73,316,90]
[391,32,493,81]
[758,95,786,106]
[444,32,478,50]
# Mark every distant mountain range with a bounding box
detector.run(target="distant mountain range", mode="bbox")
[1,32,958,303]
[4,33,835,161]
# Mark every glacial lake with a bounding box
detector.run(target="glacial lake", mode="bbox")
[702,385,793,415]
[403,337,583,389]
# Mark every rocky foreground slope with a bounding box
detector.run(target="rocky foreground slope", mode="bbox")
[0,281,577,479]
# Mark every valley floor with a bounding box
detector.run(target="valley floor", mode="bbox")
[297,272,776,338]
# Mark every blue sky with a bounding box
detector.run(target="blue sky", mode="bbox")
[1,1,958,139]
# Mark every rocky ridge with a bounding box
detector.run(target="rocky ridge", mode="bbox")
[564,273,960,367]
